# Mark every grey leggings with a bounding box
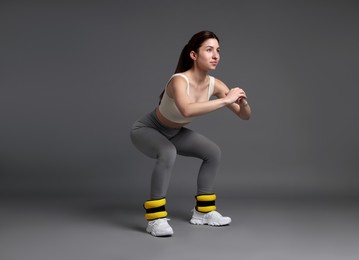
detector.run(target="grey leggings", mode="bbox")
[130,110,221,200]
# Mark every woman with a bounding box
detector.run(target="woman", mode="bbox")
[130,31,251,237]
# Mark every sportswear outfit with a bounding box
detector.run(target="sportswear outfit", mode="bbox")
[130,74,231,236]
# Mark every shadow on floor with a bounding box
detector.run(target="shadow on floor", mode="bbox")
[76,199,193,234]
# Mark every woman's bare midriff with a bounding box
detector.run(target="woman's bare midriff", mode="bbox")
[155,107,188,129]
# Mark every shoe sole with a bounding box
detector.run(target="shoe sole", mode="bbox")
[190,218,231,226]
[148,232,173,237]
[146,229,173,237]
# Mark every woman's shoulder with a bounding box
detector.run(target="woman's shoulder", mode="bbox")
[170,73,189,82]
[212,77,230,96]
[167,73,190,87]
[212,77,227,88]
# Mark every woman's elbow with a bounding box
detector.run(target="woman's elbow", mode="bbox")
[239,113,251,120]
[180,104,199,117]
[180,108,193,118]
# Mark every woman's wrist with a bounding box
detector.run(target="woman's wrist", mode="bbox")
[223,96,233,106]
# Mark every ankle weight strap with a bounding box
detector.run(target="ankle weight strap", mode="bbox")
[144,198,168,220]
[196,194,217,213]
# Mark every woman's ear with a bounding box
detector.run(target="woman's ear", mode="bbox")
[190,51,197,61]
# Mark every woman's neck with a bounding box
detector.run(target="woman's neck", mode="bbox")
[187,67,208,85]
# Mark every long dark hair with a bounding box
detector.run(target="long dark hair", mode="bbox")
[159,31,220,103]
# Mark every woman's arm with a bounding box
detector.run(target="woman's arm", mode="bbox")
[213,78,251,120]
[168,76,242,118]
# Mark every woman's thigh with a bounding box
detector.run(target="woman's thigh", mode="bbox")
[130,126,176,159]
[170,128,221,159]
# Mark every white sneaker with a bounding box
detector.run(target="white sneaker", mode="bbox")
[146,218,174,237]
[190,209,231,226]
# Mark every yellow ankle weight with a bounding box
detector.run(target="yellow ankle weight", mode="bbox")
[143,198,168,220]
[195,194,217,213]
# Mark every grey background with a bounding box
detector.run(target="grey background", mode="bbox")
[1,1,359,260]
[1,0,358,198]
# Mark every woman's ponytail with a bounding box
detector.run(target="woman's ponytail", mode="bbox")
[175,44,192,73]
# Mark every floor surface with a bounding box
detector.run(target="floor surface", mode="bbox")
[1,196,359,260]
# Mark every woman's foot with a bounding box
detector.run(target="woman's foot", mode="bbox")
[190,209,231,226]
[146,218,174,237]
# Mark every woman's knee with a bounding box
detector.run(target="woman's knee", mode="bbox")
[210,143,222,161]
[158,145,177,166]
[203,142,221,162]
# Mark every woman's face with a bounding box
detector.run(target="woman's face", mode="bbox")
[192,38,220,71]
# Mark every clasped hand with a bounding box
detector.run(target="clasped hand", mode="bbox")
[225,87,247,104]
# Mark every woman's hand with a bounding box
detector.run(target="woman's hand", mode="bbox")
[235,88,247,104]
[213,79,251,120]
[224,87,246,105]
